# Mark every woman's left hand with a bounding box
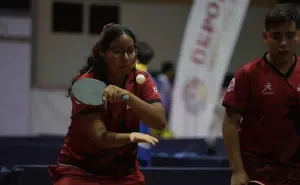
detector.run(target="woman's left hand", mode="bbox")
[103,85,130,103]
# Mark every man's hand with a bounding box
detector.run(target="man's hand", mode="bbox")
[231,170,249,185]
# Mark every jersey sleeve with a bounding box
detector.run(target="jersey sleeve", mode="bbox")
[140,74,162,104]
[222,67,250,113]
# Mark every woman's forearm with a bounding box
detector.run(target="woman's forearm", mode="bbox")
[85,114,132,148]
[95,132,131,148]
[126,93,167,129]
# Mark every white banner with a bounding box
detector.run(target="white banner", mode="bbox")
[170,0,249,138]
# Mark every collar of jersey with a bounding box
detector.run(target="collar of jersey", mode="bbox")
[263,52,297,78]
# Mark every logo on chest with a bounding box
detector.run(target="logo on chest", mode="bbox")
[262,82,274,95]
[297,84,300,92]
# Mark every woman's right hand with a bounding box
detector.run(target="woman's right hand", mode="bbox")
[129,132,159,146]
[231,170,249,185]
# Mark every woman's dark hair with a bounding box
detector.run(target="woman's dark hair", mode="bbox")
[66,23,137,97]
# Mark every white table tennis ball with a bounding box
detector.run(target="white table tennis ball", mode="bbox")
[136,74,145,84]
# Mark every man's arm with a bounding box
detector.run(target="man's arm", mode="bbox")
[222,108,245,172]
[222,67,249,173]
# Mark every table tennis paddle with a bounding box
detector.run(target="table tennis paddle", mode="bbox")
[71,78,129,106]
[248,181,265,185]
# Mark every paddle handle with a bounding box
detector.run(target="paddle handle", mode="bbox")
[102,94,129,101]
[121,94,129,100]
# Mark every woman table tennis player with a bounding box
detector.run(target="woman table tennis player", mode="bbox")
[48,23,167,185]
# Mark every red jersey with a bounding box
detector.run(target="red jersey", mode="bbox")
[223,53,300,183]
[57,69,161,177]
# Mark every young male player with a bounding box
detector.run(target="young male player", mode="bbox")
[222,4,300,185]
